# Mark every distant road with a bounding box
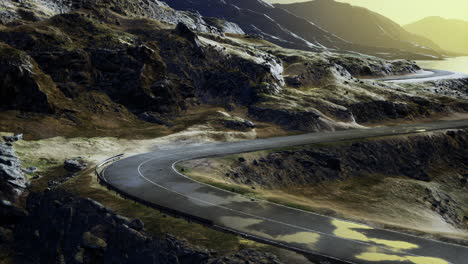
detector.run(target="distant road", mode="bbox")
[378,69,468,83]
[104,119,468,264]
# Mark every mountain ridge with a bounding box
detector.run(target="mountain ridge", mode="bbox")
[404,16,468,55]
[165,0,442,59]
[276,0,447,59]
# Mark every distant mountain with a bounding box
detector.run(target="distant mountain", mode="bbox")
[165,0,349,51]
[164,0,441,59]
[404,17,468,55]
[276,0,444,58]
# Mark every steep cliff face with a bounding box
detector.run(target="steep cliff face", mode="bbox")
[228,130,468,188]
[0,143,29,203]
[1,190,281,264]
[0,8,282,117]
[0,43,71,113]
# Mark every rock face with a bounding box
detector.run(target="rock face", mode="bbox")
[0,143,29,203]
[64,158,87,172]
[0,0,244,35]
[0,8,282,116]
[227,130,468,188]
[0,0,466,135]
[0,43,69,113]
[2,133,23,143]
[223,118,256,131]
[13,191,283,264]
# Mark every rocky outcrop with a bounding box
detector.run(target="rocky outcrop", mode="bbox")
[64,157,87,172]
[423,78,468,100]
[0,43,70,113]
[0,0,244,35]
[226,130,468,188]
[13,190,283,264]
[248,105,343,132]
[0,0,466,135]
[423,187,466,227]
[2,133,23,143]
[0,143,29,203]
[0,10,282,115]
[223,118,256,131]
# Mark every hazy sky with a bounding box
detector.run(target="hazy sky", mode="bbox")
[268,0,468,25]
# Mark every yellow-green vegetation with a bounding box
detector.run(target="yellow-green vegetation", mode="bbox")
[0,105,291,141]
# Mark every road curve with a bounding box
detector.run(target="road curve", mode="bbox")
[377,69,468,83]
[103,119,468,264]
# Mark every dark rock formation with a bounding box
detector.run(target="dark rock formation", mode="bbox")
[0,199,28,226]
[2,133,23,143]
[223,118,256,131]
[0,0,244,35]
[227,130,468,188]
[0,143,29,203]
[0,43,69,113]
[423,188,466,227]
[138,112,174,127]
[12,190,283,264]
[0,9,282,116]
[64,158,87,172]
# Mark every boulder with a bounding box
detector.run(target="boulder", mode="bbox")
[129,218,144,232]
[138,112,174,127]
[2,133,23,143]
[223,118,256,131]
[0,143,28,202]
[64,158,87,172]
[82,231,108,250]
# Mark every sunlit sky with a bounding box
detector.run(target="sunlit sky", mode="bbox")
[268,0,468,25]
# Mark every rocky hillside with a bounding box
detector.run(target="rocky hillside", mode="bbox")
[0,187,284,264]
[0,0,466,139]
[404,16,468,55]
[226,130,468,190]
[166,0,347,51]
[166,0,443,59]
[0,0,244,34]
[6,190,282,264]
[0,139,28,203]
[277,0,445,59]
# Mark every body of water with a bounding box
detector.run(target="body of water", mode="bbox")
[416,56,468,74]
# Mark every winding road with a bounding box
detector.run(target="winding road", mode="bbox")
[380,69,468,83]
[103,119,468,264]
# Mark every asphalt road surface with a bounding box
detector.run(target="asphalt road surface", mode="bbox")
[103,119,468,264]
